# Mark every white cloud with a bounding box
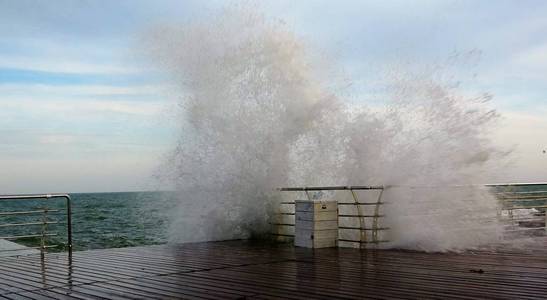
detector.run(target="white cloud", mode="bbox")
[0,55,139,75]
[0,83,164,98]
[0,155,162,194]
[0,98,164,116]
[0,82,172,116]
[0,35,146,75]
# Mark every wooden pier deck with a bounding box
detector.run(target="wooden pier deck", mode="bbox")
[0,239,546,299]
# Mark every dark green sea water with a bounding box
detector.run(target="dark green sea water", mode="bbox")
[1,185,545,253]
[0,192,178,251]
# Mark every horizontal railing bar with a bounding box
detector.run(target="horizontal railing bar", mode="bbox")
[0,221,58,228]
[0,209,61,216]
[399,183,547,188]
[278,202,387,205]
[503,205,547,210]
[279,185,384,191]
[504,193,547,199]
[338,239,390,244]
[279,183,547,192]
[0,245,58,252]
[269,223,295,226]
[270,233,294,237]
[273,213,295,215]
[500,217,545,222]
[486,182,547,187]
[338,203,387,206]
[0,194,70,201]
[502,223,536,228]
[496,191,547,195]
[0,233,57,240]
[504,227,547,233]
[338,226,390,230]
[499,196,547,202]
[338,214,385,218]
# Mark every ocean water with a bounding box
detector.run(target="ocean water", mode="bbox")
[0,192,177,251]
[1,185,545,254]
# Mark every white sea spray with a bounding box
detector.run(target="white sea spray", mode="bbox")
[144,6,508,251]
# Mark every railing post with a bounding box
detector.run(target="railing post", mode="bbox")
[65,195,72,256]
[349,189,365,248]
[372,189,384,244]
[40,205,48,261]
[0,194,73,257]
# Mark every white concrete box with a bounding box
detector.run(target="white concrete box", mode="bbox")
[294,200,338,248]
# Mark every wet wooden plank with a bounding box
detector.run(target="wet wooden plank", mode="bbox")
[0,239,546,299]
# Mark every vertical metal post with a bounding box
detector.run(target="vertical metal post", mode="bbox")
[40,206,46,261]
[350,189,365,248]
[65,195,72,257]
[372,189,384,244]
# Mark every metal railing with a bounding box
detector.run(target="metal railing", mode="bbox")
[274,186,388,248]
[0,194,72,259]
[489,183,547,236]
[274,182,547,247]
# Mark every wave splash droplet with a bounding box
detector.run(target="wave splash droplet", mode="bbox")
[145,6,507,251]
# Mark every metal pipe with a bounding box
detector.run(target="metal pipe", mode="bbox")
[0,233,57,240]
[0,221,58,228]
[0,245,57,252]
[0,194,69,201]
[278,185,384,191]
[504,205,547,210]
[0,209,60,216]
[0,194,72,255]
[338,214,385,218]
[66,195,72,255]
[372,189,384,243]
[279,182,547,192]
[497,190,547,195]
[269,223,295,226]
[485,182,547,187]
[500,199,547,203]
[276,183,547,246]
[40,208,46,260]
[338,202,387,205]
[499,196,547,200]
[349,189,365,247]
[339,226,390,231]
[338,239,389,244]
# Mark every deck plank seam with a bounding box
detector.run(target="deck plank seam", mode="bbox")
[0,257,300,299]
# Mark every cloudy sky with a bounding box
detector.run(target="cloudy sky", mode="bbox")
[1,0,546,193]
